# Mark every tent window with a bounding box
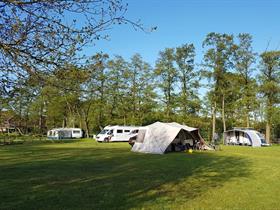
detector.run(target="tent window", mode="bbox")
[136,130,146,143]
[131,129,139,134]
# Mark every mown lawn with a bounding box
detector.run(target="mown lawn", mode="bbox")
[0,140,280,210]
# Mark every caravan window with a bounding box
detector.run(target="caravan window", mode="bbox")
[100,129,109,134]
[73,130,80,134]
[124,130,130,133]
[117,130,123,133]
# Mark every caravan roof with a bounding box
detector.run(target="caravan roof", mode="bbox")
[48,128,82,132]
[103,125,139,129]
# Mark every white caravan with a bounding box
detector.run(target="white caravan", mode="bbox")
[224,128,269,147]
[47,128,83,139]
[96,125,140,142]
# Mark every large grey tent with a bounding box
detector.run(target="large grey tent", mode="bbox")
[131,122,204,154]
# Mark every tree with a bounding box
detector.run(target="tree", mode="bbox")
[202,32,235,140]
[84,53,109,133]
[259,51,280,143]
[0,0,145,89]
[127,53,156,125]
[107,55,130,124]
[234,33,257,127]
[127,54,143,124]
[221,72,243,128]
[40,65,88,130]
[175,43,200,117]
[155,48,178,120]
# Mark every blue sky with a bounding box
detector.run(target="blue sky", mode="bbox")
[85,0,280,67]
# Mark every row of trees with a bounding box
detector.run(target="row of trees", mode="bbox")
[202,33,280,143]
[1,32,280,142]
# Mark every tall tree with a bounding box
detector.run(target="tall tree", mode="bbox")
[41,65,87,129]
[84,53,109,133]
[107,56,130,124]
[259,51,280,143]
[175,43,200,117]
[202,32,235,140]
[234,33,257,127]
[128,54,155,125]
[155,48,178,120]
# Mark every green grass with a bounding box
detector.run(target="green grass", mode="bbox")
[0,140,280,210]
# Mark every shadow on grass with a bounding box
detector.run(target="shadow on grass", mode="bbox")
[0,143,251,209]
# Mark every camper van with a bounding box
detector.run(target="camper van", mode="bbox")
[224,128,270,147]
[47,128,83,139]
[96,125,140,142]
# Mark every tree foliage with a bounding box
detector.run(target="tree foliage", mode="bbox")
[0,0,145,89]
[259,51,280,142]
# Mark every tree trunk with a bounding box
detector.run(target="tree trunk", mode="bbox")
[79,120,82,129]
[39,104,43,134]
[266,97,272,143]
[167,89,171,120]
[222,94,226,132]
[212,101,216,143]
[166,74,172,120]
[132,71,137,123]
[182,74,188,117]
[245,78,250,128]
[266,122,270,144]
[62,117,66,128]
[85,120,90,138]
[39,114,43,134]
[246,114,250,128]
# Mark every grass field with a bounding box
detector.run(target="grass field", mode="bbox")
[0,140,280,210]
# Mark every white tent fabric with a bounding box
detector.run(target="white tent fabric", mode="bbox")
[246,130,262,147]
[224,129,263,147]
[131,122,201,154]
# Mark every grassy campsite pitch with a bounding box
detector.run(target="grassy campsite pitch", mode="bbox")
[0,140,280,210]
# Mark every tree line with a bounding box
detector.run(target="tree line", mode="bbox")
[1,32,280,142]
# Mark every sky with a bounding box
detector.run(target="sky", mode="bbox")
[84,0,280,66]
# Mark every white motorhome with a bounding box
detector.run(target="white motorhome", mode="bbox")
[47,128,83,139]
[224,128,270,147]
[96,125,140,142]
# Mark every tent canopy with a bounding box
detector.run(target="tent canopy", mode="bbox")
[131,122,203,154]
